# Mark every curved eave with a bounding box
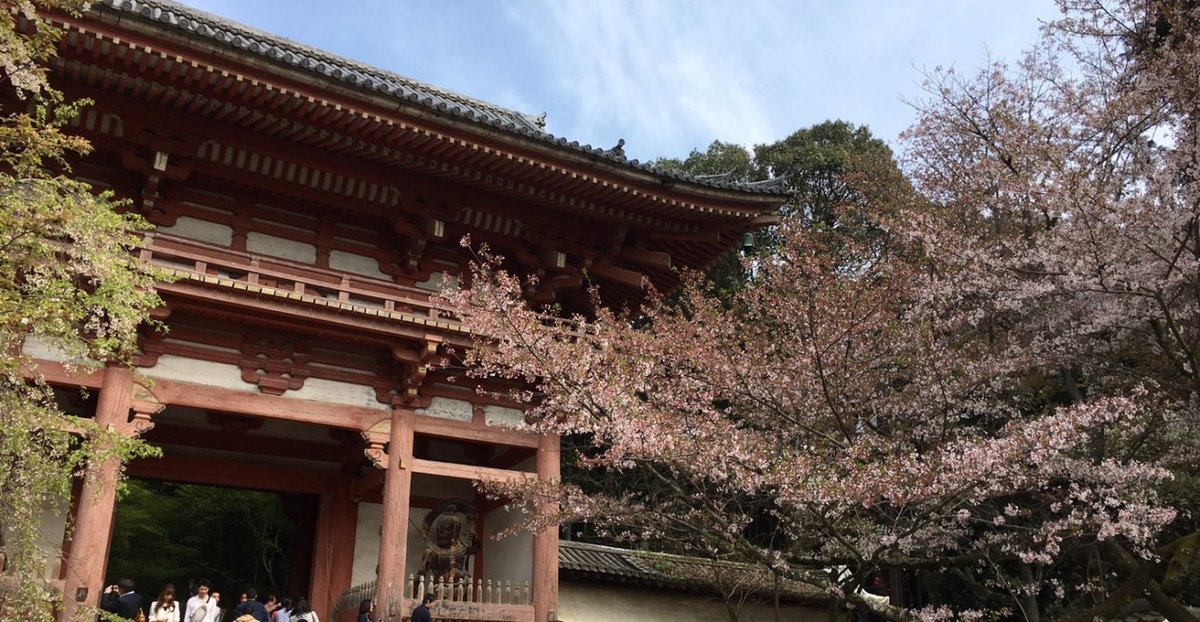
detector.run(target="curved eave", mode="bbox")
[80,1,787,219]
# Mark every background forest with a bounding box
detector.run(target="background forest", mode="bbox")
[105,480,301,603]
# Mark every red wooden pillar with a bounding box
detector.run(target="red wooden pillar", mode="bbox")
[311,478,358,618]
[532,433,560,622]
[61,366,133,621]
[375,406,414,621]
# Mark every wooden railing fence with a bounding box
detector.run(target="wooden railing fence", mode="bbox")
[333,574,531,618]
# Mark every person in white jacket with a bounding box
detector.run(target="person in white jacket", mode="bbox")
[149,584,181,622]
[184,580,221,622]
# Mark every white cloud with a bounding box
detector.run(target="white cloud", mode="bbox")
[507,0,1056,160]
[179,0,1057,161]
[507,0,779,160]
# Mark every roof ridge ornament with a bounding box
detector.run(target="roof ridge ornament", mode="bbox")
[606,138,626,159]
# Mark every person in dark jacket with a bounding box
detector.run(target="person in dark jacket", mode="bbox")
[101,578,144,620]
[410,594,434,622]
[233,588,270,622]
[356,599,373,622]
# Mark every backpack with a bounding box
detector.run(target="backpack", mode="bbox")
[189,605,207,622]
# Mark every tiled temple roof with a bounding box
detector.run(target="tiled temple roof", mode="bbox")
[1109,600,1200,622]
[558,540,826,603]
[93,0,788,196]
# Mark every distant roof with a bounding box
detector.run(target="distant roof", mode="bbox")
[91,0,787,197]
[1110,599,1200,622]
[558,540,827,603]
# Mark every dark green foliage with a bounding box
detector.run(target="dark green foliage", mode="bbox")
[105,480,299,601]
[655,121,910,302]
[755,120,896,228]
[654,140,761,182]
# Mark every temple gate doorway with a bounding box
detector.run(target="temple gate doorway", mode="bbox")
[104,478,316,610]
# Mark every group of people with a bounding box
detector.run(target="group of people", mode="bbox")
[100,578,322,622]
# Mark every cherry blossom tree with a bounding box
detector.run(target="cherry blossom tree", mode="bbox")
[440,1,1199,620]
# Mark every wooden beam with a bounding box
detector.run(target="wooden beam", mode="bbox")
[28,360,104,389]
[127,454,347,494]
[410,457,533,483]
[37,359,540,450]
[533,434,561,622]
[155,280,473,347]
[588,261,647,288]
[618,247,672,270]
[144,423,349,463]
[412,415,539,449]
[143,376,390,431]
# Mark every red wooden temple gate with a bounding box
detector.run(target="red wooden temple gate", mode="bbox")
[16,1,785,621]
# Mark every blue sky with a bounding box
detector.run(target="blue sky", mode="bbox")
[179,0,1057,163]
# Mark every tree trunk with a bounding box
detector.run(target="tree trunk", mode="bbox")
[1017,564,1041,622]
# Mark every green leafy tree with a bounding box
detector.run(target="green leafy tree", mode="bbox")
[655,140,760,181]
[755,120,897,228]
[655,122,912,301]
[754,121,913,270]
[0,1,167,619]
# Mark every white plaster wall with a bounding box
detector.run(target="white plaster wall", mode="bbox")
[290,377,387,410]
[415,273,457,292]
[406,508,431,584]
[246,231,317,264]
[9,498,69,581]
[158,216,233,246]
[329,250,388,279]
[416,397,473,422]
[558,583,826,622]
[22,334,73,363]
[141,357,391,411]
[37,500,69,580]
[351,506,435,588]
[140,355,255,392]
[352,478,493,589]
[351,502,382,586]
[481,506,532,586]
[485,405,527,429]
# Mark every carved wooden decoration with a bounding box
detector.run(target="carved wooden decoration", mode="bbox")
[239,333,311,395]
[129,380,165,436]
[135,331,166,368]
[361,429,389,470]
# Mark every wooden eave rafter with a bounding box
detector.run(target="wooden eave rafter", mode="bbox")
[54,97,744,297]
[42,12,785,311]
[50,83,755,284]
[52,13,782,225]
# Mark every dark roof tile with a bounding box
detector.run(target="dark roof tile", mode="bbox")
[558,541,825,603]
